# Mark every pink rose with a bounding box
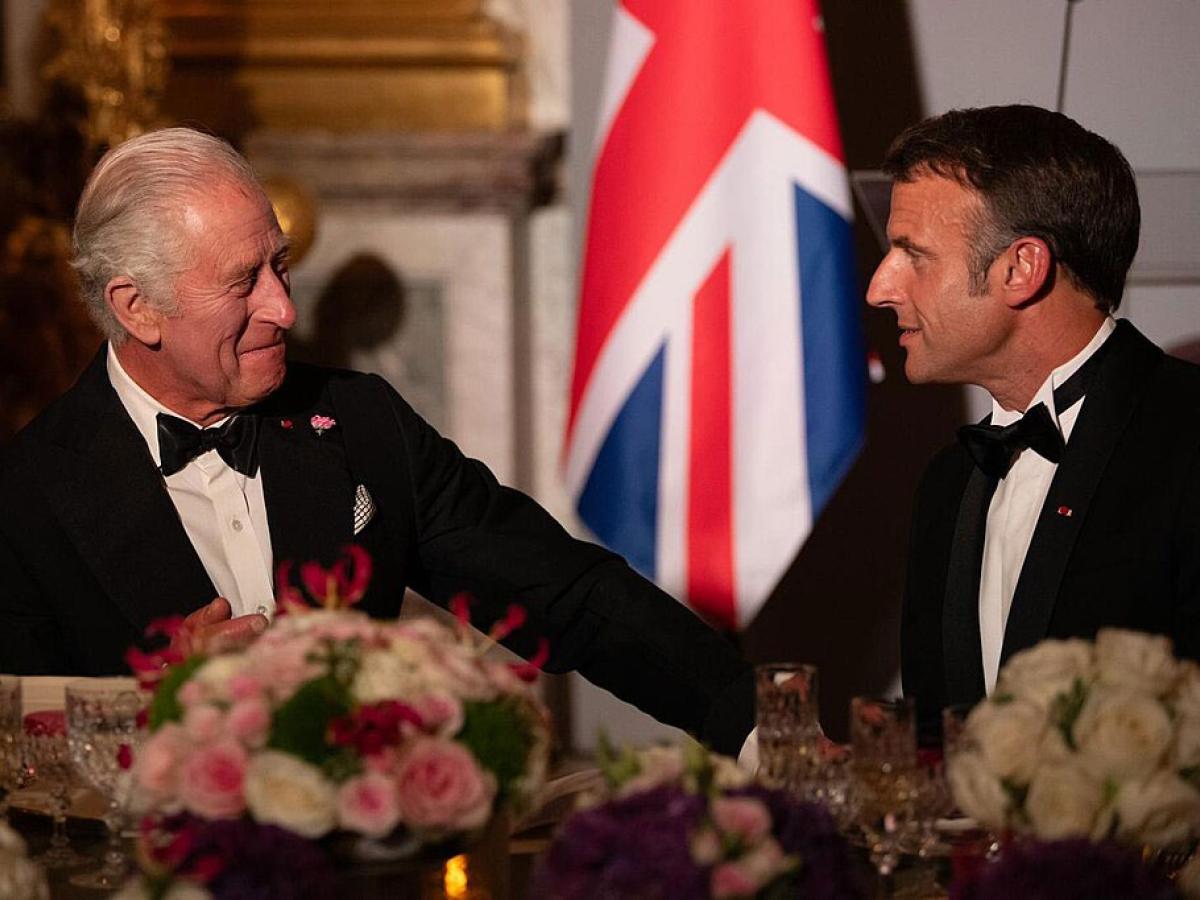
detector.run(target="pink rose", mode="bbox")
[413,692,463,736]
[183,705,225,744]
[711,862,759,898]
[364,747,401,775]
[711,796,771,845]
[393,738,495,833]
[337,772,401,838]
[228,673,264,702]
[177,680,206,708]
[228,698,271,747]
[134,723,189,797]
[179,739,247,819]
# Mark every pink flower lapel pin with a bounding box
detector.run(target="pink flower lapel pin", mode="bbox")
[310,414,337,436]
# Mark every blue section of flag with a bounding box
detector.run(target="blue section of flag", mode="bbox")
[577,345,666,579]
[794,182,865,518]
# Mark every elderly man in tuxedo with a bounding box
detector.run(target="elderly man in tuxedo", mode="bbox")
[867,105,1200,742]
[0,128,754,755]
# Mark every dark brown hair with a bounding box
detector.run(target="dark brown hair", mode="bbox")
[884,105,1139,311]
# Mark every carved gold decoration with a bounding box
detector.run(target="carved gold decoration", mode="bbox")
[42,0,169,148]
[262,175,318,266]
[160,0,527,138]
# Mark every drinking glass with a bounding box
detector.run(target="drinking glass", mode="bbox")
[23,709,86,869]
[849,696,919,879]
[65,677,146,890]
[0,677,22,822]
[755,663,822,796]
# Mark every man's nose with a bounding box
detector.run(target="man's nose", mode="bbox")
[257,271,296,329]
[865,253,899,309]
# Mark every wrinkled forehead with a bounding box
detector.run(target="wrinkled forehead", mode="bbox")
[887,173,985,238]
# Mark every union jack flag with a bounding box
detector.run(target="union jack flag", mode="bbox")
[564,0,865,630]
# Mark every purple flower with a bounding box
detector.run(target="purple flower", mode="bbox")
[729,786,865,900]
[950,839,1181,900]
[532,785,710,899]
[175,815,337,900]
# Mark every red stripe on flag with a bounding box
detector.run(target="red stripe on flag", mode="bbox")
[687,250,736,630]
[566,0,843,445]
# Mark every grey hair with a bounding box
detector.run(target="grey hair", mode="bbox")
[71,127,266,342]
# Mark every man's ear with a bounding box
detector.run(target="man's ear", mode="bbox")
[105,276,163,345]
[996,236,1053,308]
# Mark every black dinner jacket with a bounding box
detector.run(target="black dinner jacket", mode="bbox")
[0,349,754,754]
[902,321,1200,739]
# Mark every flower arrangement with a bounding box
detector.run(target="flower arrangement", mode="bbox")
[121,547,550,899]
[949,837,1181,900]
[947,627,1200,848]
[532,741,864,900]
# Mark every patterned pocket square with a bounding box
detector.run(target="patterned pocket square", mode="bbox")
[353,484,376,535]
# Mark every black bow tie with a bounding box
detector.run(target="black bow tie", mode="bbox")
[959,403,1064,480]
[957,335,1111,480]
[157,413,259,477]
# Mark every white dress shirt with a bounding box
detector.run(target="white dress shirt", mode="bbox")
[978,318,1116,692]
[107,345,276,619]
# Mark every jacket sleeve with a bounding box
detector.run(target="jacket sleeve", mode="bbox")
[365,374,755,755]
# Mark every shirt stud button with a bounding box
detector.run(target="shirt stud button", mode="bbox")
[256,605,267,615]
[231,519,243,532]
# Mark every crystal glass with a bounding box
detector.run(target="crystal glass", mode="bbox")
[755,663,822,796]
[65,677,146,890]
[849,696,919,879]
[23,709,86,869]
[0,677,22,822]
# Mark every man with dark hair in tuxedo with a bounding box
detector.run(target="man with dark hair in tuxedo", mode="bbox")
[0,128,754,755]
[867,105,1200,741]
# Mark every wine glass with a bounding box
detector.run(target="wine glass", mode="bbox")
[23,709,86,869]
[754,663,822,796]
[65,677,146,890]
[0,677,23,822]
[849,696,919,881]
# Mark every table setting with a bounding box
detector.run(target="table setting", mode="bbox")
[5,550,1200,900]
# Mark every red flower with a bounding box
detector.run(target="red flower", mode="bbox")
[330,700,425,756]
[298,545,373,609]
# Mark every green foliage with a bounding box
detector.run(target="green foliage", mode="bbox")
[148,656,207,731]
[596,730,641,791]
[1001,778,1030,824]
[1052,678,1089,750]
[267,675,352,767]
[457,698,534,801]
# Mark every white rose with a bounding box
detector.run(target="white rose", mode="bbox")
[1174,663,1200,718]
[1024,763,1105,840]
[192,655,246,696]
[617,745,688,797]
[351,640,436,704]
[1095,628,1179,697]
[1113,771,1200,848]
[244,751,338,838]
[995,639,1093,710]
[1073,687,1172,782]
[1036,723,1073,766]
[965,698,1045,783]
[1173,714,1200,770]
[946,750,1009,831]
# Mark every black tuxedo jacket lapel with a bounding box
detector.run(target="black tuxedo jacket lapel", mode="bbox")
[1001,322,1161,663]
[942,466,993,705]
[256,389,355,572]
[35,351,217,633]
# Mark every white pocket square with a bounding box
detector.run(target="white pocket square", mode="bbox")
[353,484,376,535]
